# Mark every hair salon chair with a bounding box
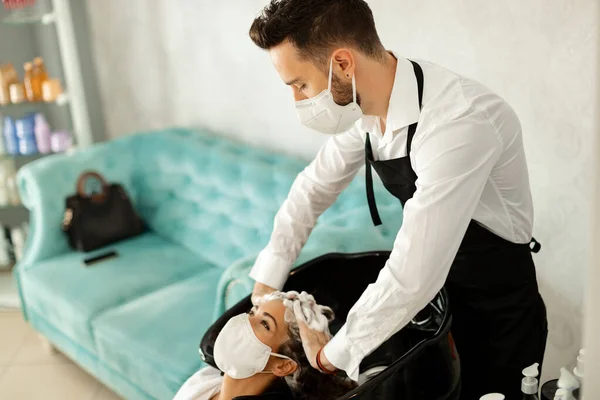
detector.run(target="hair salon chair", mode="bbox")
[200,251,461,400]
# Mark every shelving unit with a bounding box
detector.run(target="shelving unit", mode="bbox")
[0,0,94,308]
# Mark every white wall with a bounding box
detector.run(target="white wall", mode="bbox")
[86,0,598,382]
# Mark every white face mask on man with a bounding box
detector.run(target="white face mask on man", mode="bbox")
[295,59,363,135]
[213,313,292,379]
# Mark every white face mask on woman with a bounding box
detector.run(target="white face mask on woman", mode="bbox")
[213,314,292,379]
[295,59,363,135]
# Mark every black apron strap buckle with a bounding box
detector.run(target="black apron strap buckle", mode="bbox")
[529,237,541,253]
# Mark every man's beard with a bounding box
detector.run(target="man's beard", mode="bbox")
[331,74,361,106]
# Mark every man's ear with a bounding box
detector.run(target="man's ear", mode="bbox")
[332,48,355,80]
[272,359,298,377]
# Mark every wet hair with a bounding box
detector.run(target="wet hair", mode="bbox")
[262,292,357,399]
[279,318,357,399]
[249,0,387,68]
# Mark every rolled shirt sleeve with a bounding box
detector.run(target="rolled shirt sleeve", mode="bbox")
[324,115,503,380]
[249,128,365,290]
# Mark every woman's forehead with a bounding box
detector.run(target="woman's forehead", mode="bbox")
[258,299,285,315]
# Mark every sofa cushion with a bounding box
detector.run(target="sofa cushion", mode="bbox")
[92,270,224,400]
[19,233,207,353]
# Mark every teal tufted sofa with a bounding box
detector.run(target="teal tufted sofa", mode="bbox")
[14,128,403,400]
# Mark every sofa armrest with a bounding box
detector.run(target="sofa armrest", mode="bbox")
[213,249,327,321]
[213,203,403,319]
[17,139,138,268]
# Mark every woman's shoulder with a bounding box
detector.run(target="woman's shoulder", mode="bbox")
[173,366,223,400]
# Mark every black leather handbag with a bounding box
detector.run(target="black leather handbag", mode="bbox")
[61,171,144,252]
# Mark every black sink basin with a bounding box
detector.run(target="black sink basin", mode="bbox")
[200,251,461,400]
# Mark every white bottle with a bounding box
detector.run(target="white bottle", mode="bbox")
[0,224,11,270]
[554,367,579,400]
[522,363,540,399]
[5,172,20,206]
[480,394,505,400]
[0,112,5,155]
[573,348,584,380]
[10,226,24,261]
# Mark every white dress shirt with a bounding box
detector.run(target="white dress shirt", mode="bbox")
[249,55,534,380]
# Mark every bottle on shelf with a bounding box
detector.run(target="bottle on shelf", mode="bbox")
[23,62,35,102]
[0,159,10,207]
[0,158,21,206]
[10,225,25,262]
[0,63,18,106]
[42,79,63,103]
[30,57,48,102]
[0,223,12,271]
[51,130,73,153]
[4,226,15,265]
[33,58,49,82]
[15,114,38,155]
[0,112,5,156]
[9,81,26,104]
[5,172,20,206]
[2,116,18,155]
[34,112,52,154]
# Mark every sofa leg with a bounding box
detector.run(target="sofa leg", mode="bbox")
[38,334,58,355]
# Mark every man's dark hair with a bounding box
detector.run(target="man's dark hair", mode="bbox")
[249,0,386,68]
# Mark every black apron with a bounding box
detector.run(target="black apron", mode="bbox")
[365,61,548,399]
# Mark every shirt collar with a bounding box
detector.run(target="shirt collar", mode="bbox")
[359,53,421,135]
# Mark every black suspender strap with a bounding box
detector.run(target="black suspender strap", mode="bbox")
[365,60,424,226]
[365,132,382,226]
[406,60,424,155]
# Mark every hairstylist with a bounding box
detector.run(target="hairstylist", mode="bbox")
[247,1,547,398]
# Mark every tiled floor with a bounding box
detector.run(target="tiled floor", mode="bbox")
[0,310,122,400]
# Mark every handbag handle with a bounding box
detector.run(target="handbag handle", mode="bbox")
[76,171,109,201]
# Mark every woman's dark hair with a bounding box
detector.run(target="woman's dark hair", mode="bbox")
[249,0,387,68]
[278,308,357,400]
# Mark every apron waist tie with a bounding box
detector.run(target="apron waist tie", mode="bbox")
[530,237,541,253]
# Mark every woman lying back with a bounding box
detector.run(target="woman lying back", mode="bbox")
[174,291,356,400]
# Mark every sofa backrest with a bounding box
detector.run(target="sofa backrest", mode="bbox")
[131,129,308,268]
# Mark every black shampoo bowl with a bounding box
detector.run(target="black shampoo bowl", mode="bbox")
[200,251,461,399]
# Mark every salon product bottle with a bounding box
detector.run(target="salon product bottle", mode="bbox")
[0,113,5,155]
[33,113,52,153]
[573,349,584,382]
[480,394,505,400]
[0,223,11,270]
[31,57,48,102]
[6,173,20,206]
[522,363,540,399]
[15,114,38,155]
[50,130,73,153]
[11,226,25,262]
[0,160,9,207]
[552,368,579,400]
[9,82,26,104]
[0,63,18,105]
[33,58,49,82]
[3,116,18,155]
[23,62,35,102]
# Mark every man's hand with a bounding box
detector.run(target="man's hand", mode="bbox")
[296,320,336,372]
[251,282,277,305]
